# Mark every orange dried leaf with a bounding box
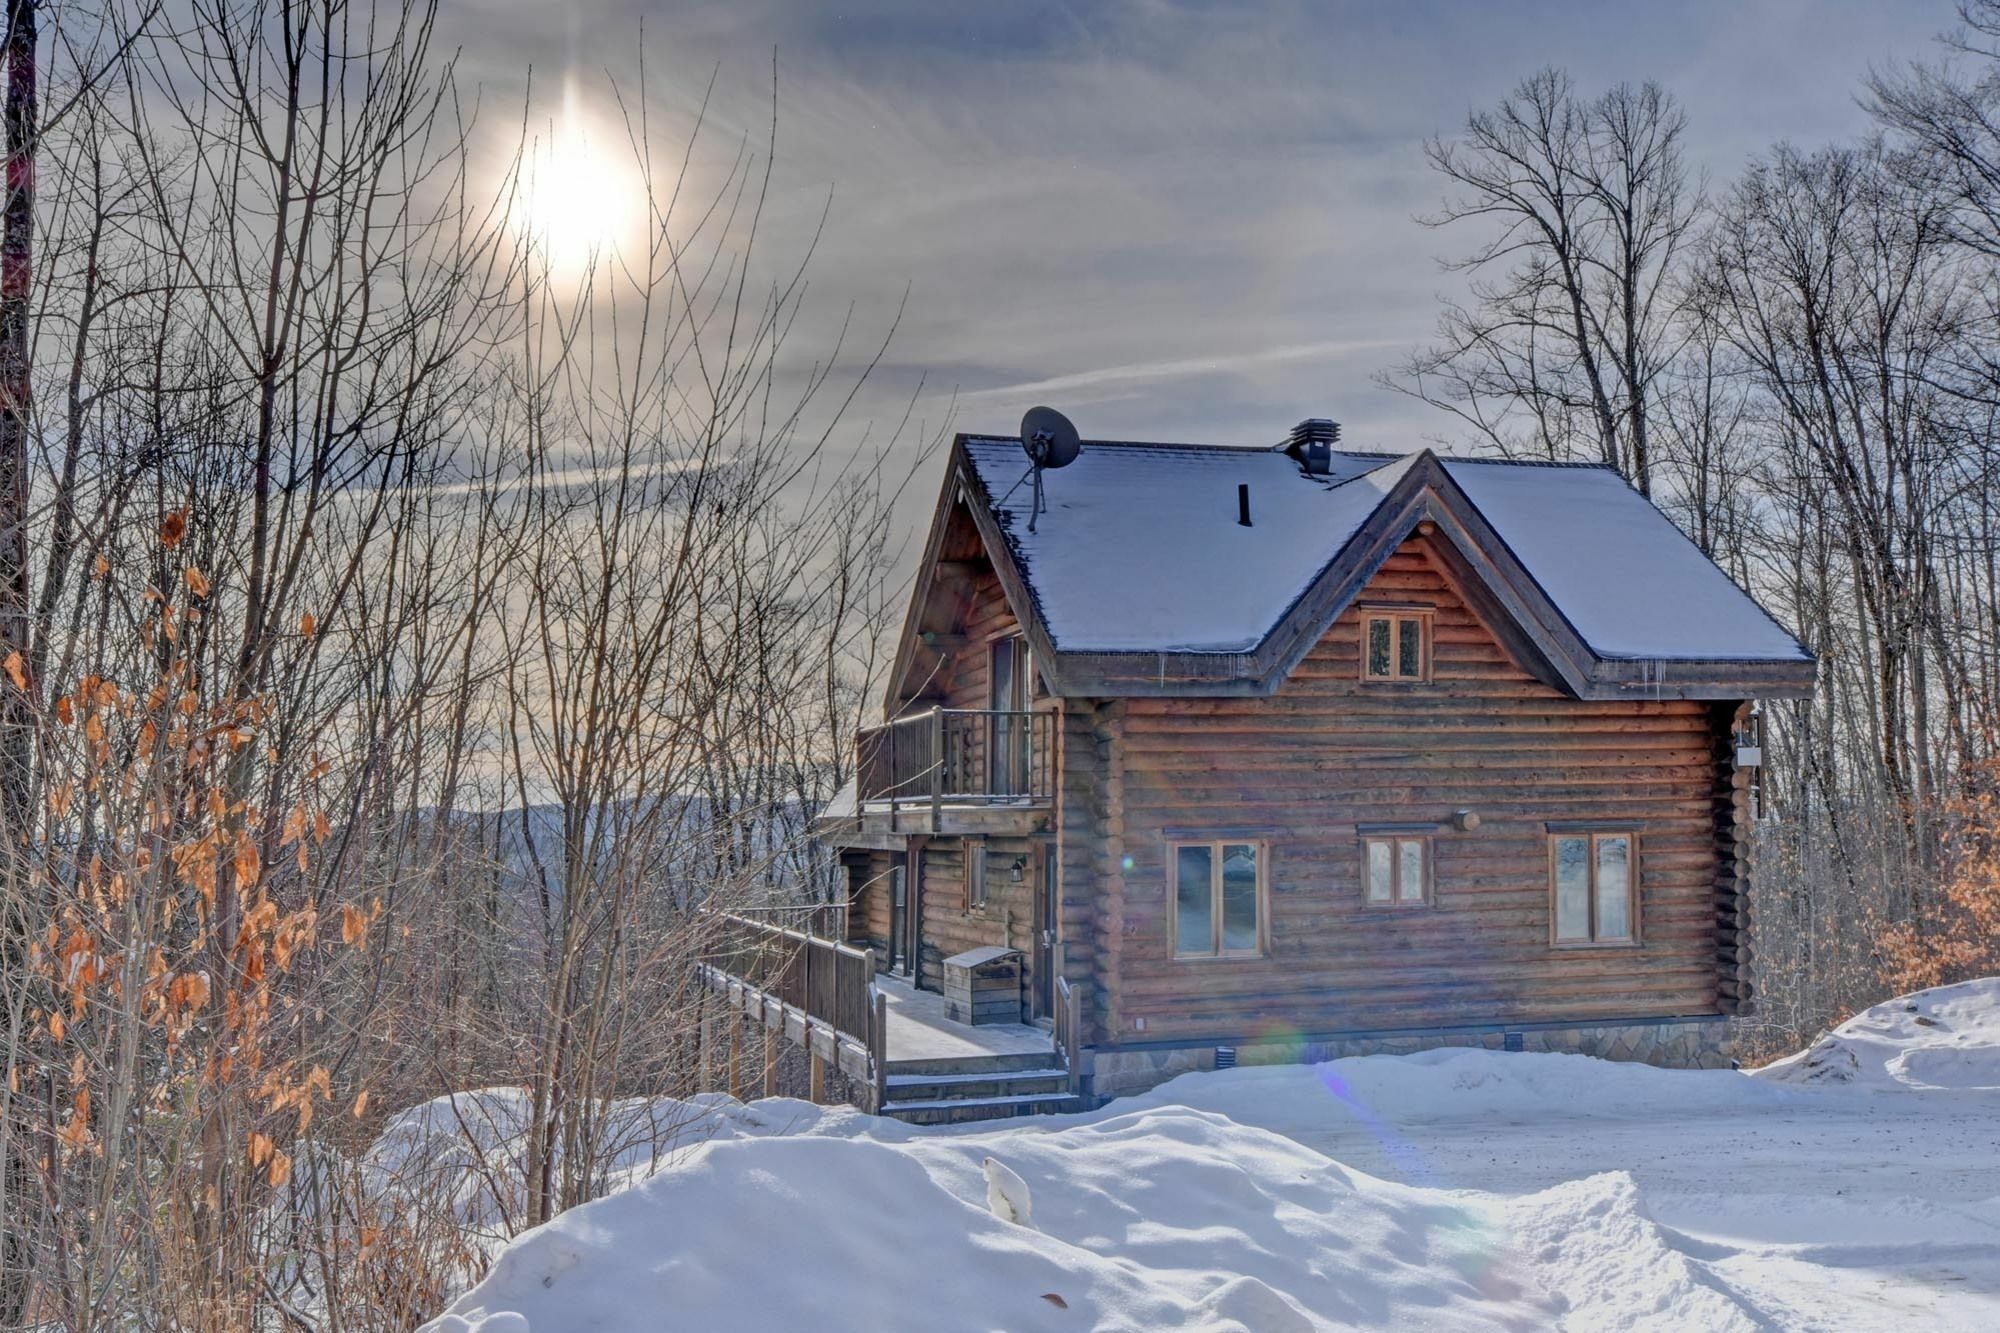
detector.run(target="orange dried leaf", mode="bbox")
[233,835,260,890]
[248,1131,273,1167]
[183,567,210,599]
[160,509,187,549]
[3,652,27,693]
[298,612,317,639]
[352,1090,370,1118]
[268,1151,291,1188]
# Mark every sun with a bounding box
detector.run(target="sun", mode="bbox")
[517,87,645,278]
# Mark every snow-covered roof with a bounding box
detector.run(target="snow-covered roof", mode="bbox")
[1440,459,1810,663]
[957,436,1808,667]
[961,438,1404,653]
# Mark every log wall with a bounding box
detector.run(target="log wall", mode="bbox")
[914,835,1039,993]
[936,570,1021,710]
[1084,530,1741,1044]
[843,850,896,961]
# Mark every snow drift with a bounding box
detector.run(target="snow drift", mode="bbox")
[1755,977,2000,1090]
[423,1104,1757,1331]
[419,979,2000,1331]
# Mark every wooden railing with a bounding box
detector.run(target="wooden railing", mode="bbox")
[704,911,877,1044]
[854,707,1054,825]
[1053,974,1088,1099]
[727,901,849,939]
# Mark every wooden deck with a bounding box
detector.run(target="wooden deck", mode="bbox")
[826,798,1052,849]
[878,972,1053,1066]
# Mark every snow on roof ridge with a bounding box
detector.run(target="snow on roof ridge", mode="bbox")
[962,433,1629,472]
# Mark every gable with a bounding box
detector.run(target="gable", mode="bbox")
[887,497,1022,708]
[1285,528,1555,699]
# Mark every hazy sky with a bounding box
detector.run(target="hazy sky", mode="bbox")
[444,0,1946,466]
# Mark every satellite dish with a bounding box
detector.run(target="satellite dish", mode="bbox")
[1020,406,1082,470]
[1018,406,1081,534]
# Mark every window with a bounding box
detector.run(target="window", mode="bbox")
[1171,840,1265,958]
[963,838,988,912]
[989,636,1031,795]
[1361,608,1432,682]
[1361,833,1431,906]
[1549,827,1638,945]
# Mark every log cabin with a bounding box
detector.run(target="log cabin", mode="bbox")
[806,419,1814,1110]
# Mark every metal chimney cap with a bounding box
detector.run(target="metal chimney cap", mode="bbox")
[1287,418,1342,447]
[1286,419,1342,475]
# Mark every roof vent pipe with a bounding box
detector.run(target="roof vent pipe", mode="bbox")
[1238,483,1252,527]
[1287,418,1341,476]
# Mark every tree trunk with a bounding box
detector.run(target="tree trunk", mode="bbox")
[0,2,36,1324]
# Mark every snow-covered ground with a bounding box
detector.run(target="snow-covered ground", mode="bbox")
[425,982,2000,1331]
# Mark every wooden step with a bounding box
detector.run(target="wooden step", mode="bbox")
[885,1071,1071,1103]
[881,1091,1082,1124]
[884,1050,1059,1078]
[885,1065,1069,1089]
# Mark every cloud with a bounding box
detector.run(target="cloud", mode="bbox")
[956,337,1412,408]
[437,0,1952,520]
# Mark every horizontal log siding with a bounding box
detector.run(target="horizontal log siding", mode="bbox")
[939,571,1020,711]
[899,568,1024,784]
[1097,534,1727,1042]
[915,836,1040,993]
[844,850,895,961]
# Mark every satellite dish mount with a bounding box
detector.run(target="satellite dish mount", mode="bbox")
[1018,406,1081,533]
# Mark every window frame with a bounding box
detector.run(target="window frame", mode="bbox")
[963,837,988,914]
[1546,824,1642,948]
[1359,829,1434,908]
[1168,837,1269,960]
[1358,604,1434,684]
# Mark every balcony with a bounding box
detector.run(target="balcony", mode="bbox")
[840,707,1055,840]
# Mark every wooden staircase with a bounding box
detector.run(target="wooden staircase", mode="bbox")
[879,1050,1080,1125]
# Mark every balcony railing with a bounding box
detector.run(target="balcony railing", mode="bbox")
[855,707,1054,825]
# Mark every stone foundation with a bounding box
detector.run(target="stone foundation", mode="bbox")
[1086,1017,1739,1100]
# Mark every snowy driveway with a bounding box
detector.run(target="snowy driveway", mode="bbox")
[1133,1054,2000,1330]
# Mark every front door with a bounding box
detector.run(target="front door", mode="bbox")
[1032,842,1058,1020]
[887,859,909,975]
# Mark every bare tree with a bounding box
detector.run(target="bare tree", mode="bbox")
[1384,69,1701,494]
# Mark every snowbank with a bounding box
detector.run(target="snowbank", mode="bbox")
[418,980,2000,1330]
[423,1104,1765,1332]
[360,1087,874,1235]
[1755,978,2000,1090]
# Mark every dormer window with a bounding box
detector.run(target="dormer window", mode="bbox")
[1360,606,1432,683]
